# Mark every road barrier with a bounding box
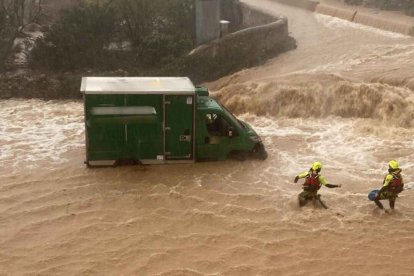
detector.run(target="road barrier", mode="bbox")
[315,4,356,22]
[270,0,414,36]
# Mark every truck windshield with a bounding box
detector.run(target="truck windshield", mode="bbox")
[219,103,245,129]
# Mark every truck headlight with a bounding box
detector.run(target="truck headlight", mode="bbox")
[249,135,261,142]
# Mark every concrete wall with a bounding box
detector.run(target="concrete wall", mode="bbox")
[193,17,289,59]
[175,1,296,83]
[270,0,414,36]
[220,0,278,32]
[220,0,244,33]
[271,0,319,11]
[353,12,414,35]
[315,4,356,21]
[191,1,292,59]
[196,0,221,45]
[238,4,278,27]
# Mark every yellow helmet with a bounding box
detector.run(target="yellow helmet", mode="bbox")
[388,160,399,170]
[311,161,322,172]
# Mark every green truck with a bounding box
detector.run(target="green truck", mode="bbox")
[81,77,267,166]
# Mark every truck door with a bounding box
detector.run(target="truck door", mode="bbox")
[200,113,237,160]
[164,95,194,160]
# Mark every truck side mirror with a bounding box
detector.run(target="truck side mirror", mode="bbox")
[228,126,234,137]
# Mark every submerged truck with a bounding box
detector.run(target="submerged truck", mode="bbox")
[80,77,267,166]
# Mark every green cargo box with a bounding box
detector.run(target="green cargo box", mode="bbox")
[81,77,196,166]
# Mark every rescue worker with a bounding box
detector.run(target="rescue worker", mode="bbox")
[374,160,404,211]
[294,161,341,208]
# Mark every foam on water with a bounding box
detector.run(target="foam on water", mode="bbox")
[0,99,84,170]
[216,78,414,128]
[238,113,414,199]
[315,13,410,39]
[1,98,413,274]
[239,114,308,137]
[1,96,413,198]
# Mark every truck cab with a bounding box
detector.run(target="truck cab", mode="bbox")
[195,87,267,161]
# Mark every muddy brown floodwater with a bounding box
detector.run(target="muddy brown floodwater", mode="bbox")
[1,0,414,275]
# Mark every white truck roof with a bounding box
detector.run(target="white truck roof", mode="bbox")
[81,77,195,94]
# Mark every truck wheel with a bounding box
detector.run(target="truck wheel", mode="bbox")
[229,151,248,161]
[236,151,248,161]
[252,143,267,160]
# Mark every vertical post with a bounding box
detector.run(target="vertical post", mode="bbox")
[219,20,230,37]
[195,0,221,45]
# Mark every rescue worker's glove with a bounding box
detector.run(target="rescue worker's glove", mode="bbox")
[294,176,299,183]
[326,184,341,188]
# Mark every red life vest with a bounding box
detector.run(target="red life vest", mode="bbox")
[303,172,321,192]
[387,174,404,194]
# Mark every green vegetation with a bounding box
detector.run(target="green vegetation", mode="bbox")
[30,2,118,71]
[0,0,296,100]
[29,0,195,72]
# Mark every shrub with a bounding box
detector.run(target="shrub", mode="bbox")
[30,0,196,72]
[30,2,118,71]
[117,0,195,67]
[140,32,193,67]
